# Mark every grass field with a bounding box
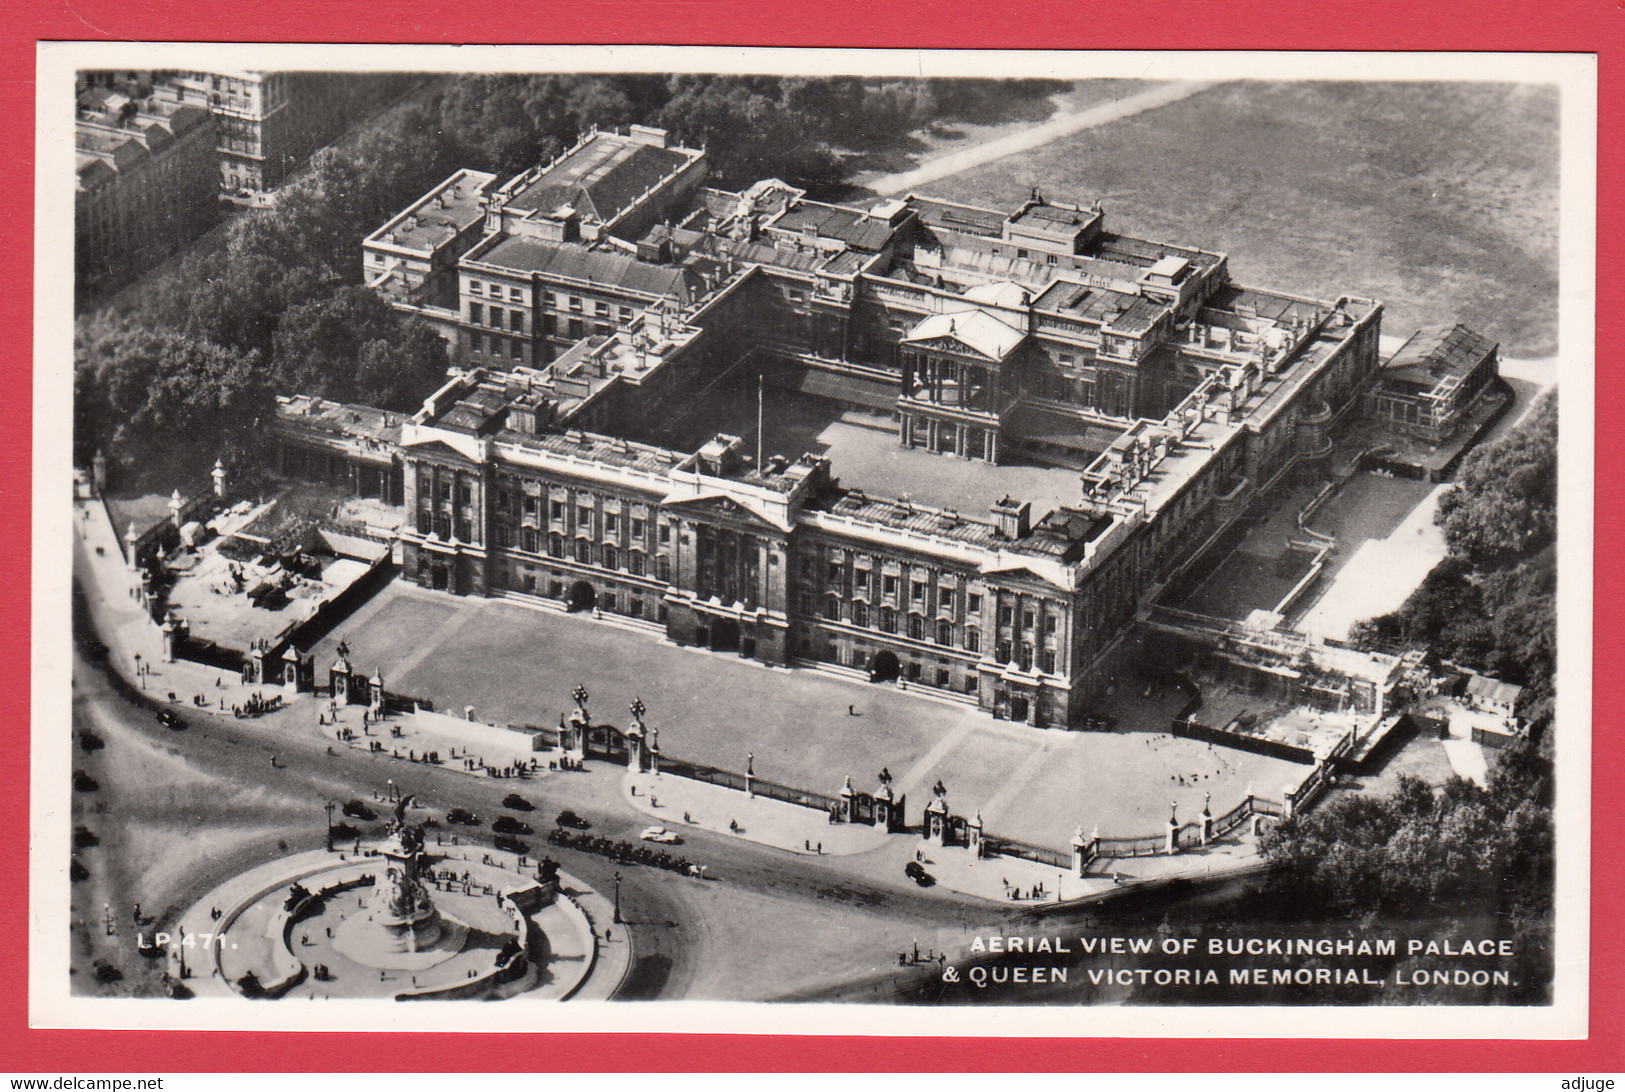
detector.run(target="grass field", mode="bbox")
[923,81,1560,357]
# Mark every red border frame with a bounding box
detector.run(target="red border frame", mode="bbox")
[9,0,1621,1073]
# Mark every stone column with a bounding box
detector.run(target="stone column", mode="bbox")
[837,775,856,824]
[212,459,226,499]
[161,615,178,663]
[966,811,984,859]
[125,523,140,572]
[1165,802,1179,855]
[1200,792,1213,845]
[1071,825,1091,877]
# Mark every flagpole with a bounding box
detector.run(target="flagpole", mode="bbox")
[757,371,764,471]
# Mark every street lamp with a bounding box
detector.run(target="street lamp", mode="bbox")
[630,697,645,723]
[324,801,336,851]
[612,870,622,924]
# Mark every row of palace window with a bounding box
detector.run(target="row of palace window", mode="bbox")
[468,302,526,334]
[495,527,672,580]
[513,569,669,622]
[800,593,1058,672]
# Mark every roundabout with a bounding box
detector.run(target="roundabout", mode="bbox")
[169,793,622,1000]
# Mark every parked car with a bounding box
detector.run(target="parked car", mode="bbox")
[502,793,535,812]
[72,770,98,793]
[341,799,376,821]
[446,807,479,826]
[493,834,529,855]
[555,810,590,830]
[493,816,534,836]
[905,860,934,885]
[639,827,682,844]
[156,709,183,730]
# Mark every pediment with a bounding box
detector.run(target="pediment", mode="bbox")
[662,492,786,532]
[904,335,998,361]
[401,438,481,466]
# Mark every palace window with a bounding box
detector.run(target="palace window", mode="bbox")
[1040,649,1057,674]
[469,302,483,325]
[883,574,898,597]
[939,588,954,611]
[605,513,618,535]
[996,639,1012,663]
[1018,642,1034,671]
[912,581,926,605]
[455,519,472,542]
[488,306,503,329]
[551,499,565,521]
[657,558,671,583]
[631,517,645,540]
[604,546,619,571]
[937,620,953,646]
[1023,608,1036,630]
[880,608,897,634]
[470,332,484,353]
[966,630,980,654]
[547,533,563,558]
[967,593,981,614]
[908,616,924,641]
[823,596,841,621]
[629,553,645,576]
[999,604,1014,627]
[510,311,524,333]
[494,525,510,548]
[575,540,591,564]
[852,602,868,628]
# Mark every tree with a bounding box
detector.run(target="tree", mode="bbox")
[75,320,273,489]
[1436,394,1557,568]
[270,286,449,410]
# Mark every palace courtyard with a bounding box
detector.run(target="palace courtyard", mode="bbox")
[312,582,1306,852]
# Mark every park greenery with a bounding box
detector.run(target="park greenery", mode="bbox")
[75,73,1067,490]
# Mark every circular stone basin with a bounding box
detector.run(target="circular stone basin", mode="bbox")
[329,909,470,971]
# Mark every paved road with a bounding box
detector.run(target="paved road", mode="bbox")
[867,81,1219,197]
[67,607,975,1001]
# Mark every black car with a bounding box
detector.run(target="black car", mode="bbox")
[492,816,534,836]
[493,834,529,855]
[502,793,534,812]
[72,770,98,793]
[555,809,590,830]
[905,860,934,886]
[341,799,377,821]
[156,709,183,730]
[447,807,480,826]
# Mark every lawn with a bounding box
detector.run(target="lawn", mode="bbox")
[312,581,1309,849]
[924,81,1560,357]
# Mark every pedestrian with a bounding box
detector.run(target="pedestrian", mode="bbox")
[848,704,855,716]
[817,842,822,854]
[804,839,810,851]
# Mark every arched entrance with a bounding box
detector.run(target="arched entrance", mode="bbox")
[567,580,596,612]
[1008,694,1030,722]
[869,650,901,683]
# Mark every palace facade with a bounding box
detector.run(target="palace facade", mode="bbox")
[272,129,1423,728]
